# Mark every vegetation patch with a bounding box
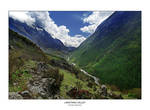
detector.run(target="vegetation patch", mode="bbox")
[9,69,32,92]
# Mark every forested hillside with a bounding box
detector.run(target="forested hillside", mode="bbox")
[71,11,141,90]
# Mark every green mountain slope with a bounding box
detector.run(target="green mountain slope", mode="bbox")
[9,29,65,97]
[9,29,47,74]
[71,11,141,90]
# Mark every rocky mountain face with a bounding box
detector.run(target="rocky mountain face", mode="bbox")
[9,17,70,51]
[71,11,141,90]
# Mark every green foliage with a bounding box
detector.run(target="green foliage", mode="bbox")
[49,68,64,86]
[126,88,141,99]
[49,58,81,76]
[71,12,141,90]
[59,69,96,98]
[67,87,92,99]
[75,81,83,90]
[9,29,48,62]
[9,69,32,92]
[9,51,24,82]
[128,93,138,98]
[9,29,37,48]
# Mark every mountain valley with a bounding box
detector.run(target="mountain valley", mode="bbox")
[9,11,141,99]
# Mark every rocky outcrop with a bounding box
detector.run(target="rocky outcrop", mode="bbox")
[99,85,107,97]
[19,90,32,99]
[9,92,23,99]
[27,77,56,99]
[9,62,63,99]
[49,59,80,75]
[36,62,49,74]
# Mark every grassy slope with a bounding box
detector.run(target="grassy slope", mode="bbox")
[59,69,96,98]
[71,12,141,90]
[9,29,48,92]
[9,29,47,90]
[59,68,140,99]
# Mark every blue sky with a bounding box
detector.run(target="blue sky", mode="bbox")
[49,11,92,37]
[9,11,114,47]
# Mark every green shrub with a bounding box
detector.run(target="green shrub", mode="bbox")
[75,81,83,90]
[45,68,64,94]
[128,93,138,98]
[9,69,32,92]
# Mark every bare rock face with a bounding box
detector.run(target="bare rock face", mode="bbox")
[9,92,23,99]
[27,78,56,99]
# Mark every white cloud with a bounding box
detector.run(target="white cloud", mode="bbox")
[80,11,114,34]
[9,11,35,26]
[63,35,86,47]
[9,11,86,47]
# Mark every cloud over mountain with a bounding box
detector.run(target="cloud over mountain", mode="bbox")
[9,11,35,27]
[9,11,86,47]
[80,11,114,34]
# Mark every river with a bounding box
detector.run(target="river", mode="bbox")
[71,62,100,85]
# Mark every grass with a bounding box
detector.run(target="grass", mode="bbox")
[9,59,37,92]
[23,60,37,69]
[59,69,97,98]
[9,69,32,92]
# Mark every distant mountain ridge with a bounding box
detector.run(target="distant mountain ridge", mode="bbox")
[9,17,74,51]
[71,11,141,90]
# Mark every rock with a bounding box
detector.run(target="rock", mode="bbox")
[33,81,41,86]
[53,95,61,99]
[9,45,14,50]
[13,82,17,86]
[20,90,32,99]
[37,62,48,73]
[100,85,107,96]
[9,92,23,99]
[29,69,35,74]
[27,78,56,99]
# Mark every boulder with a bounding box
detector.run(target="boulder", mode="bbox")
[37,62,48,73]
[27,78,56,99]
[9,92,23,99]
[53,95,61,99]
[20,90,32,99]
[9,45,14,50]
[100,85,107,96]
